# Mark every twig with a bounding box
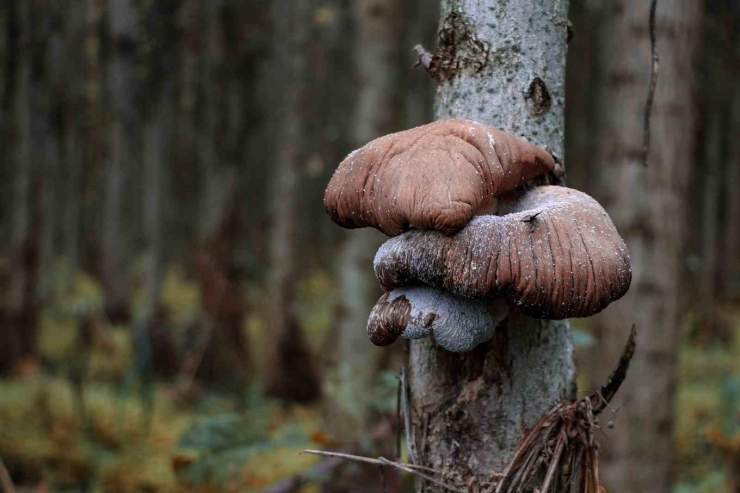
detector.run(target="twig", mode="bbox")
[301,450,438,474]
[303,450,465,492]
[0,455,16,493]
[521,211,542,223]
[395,373,402,460]
[590,324,637,414]
[400,365,418,465]
[378,457,465,493]
[642,0,659,167]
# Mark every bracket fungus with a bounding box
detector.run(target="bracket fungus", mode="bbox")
[325,119,631,352]
[324,119,559,236]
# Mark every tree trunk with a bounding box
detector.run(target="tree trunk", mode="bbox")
[409,1,574,488]
[62,0,84,276]
[726,90,740,300]
[564,0,599,194]
[139,0,178,379]
[692,0,735,338]
[589,1,701,491]
[0,1,41,376]
[265,0,321,403]
[79,0,106,279]
[724,4,740,301]
[37,1,64,302]
[335,0,402,424]
[102,0,139,324]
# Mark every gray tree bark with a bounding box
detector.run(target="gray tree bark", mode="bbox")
[589,1,701,491]
[102,0,139,323]
[336,0,401,424]
[409,1,574,488]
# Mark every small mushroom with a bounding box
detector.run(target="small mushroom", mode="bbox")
[324,119,558,236]
[367,286,510,352]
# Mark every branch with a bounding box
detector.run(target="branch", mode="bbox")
[301,450,464,493]
[590,324,637,414]
[642,0,659,167]
[400,365,418,465]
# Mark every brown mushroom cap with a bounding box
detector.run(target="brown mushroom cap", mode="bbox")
[324,119,557,236]
[373,186,632,319]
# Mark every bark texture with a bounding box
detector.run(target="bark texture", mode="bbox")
[408,0,574,487]
[589,0,701,491]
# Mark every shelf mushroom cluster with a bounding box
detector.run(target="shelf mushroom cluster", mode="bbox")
[324,119,632,352]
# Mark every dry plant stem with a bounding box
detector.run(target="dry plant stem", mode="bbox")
[301,451,463,492]
[302,450,437,474]
[0,455,16,493]
[589,324,637,414]
[400,365,418,465]
[642,0,659,167]
[396,372,402,460]
[493,325,637,493]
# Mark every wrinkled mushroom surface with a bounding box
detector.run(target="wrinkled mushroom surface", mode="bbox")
[374,186,631,320]
[324,119,557,236]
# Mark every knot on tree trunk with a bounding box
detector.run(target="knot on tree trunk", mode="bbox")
[414,11,488,83]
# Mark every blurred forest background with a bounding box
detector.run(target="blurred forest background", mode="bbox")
[0,0,739,492]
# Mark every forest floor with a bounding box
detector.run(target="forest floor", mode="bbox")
[0,266,738,492]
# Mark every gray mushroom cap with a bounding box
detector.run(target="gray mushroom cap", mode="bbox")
[367,286,509,352]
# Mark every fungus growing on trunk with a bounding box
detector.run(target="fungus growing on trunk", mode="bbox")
[324,119,631,352]
[324,119,559,236]
[370,186,631,350]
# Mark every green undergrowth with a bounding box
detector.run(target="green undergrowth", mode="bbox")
[4,262,739,492]
[0,376,329,492]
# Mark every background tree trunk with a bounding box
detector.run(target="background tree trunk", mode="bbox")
[722,2,740,301]
[0,1,42,376]
[589,1,701,491]
[409,1,574,488]
[102,0,139,324]
[265,0,321,403]
[335,0,402,425]
[138,0,178,379]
